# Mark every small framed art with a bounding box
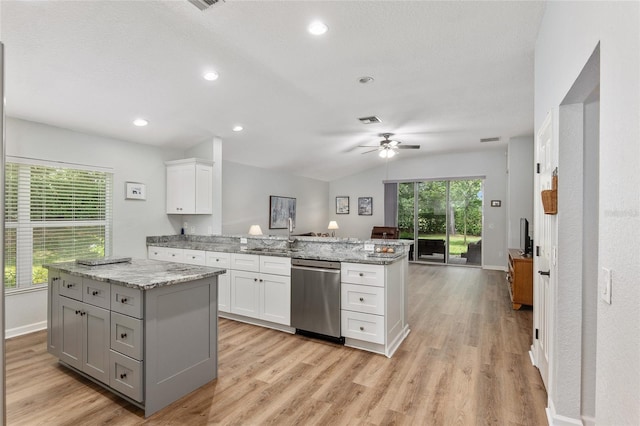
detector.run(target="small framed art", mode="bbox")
[336,196,350,214]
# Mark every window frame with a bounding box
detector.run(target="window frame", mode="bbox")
[5,156,113,292]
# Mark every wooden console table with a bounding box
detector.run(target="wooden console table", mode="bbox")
[507,249,533,310]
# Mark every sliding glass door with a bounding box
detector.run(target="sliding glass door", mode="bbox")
[399,179,483,266]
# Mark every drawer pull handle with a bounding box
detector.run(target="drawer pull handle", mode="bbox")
[66,283,75,288]
[359,326,365,331]
[121,298,128,303]
[259,279,263,282]
[92,291,99,296]
[359,297,364,302]
[254,278,258,282]
[358,273,364,277]
[120,333,127,339]
[80,311,86,316]
[120,373,127,379]
[75,310,80,315]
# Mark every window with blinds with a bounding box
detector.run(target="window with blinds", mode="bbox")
[4,160,113,290]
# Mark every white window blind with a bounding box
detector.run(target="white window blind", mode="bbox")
[4,161,113,290]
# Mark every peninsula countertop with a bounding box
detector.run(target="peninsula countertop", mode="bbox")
[45,258,226,290]
[147,235,411,265]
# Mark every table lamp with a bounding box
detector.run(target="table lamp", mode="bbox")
[328,221,339,237]
[248,225,263,235]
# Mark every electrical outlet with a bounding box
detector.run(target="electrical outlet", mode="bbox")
[601,267,612,304]
[364,243,375,252]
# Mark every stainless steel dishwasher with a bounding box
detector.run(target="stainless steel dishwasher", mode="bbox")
[291,258,343,342]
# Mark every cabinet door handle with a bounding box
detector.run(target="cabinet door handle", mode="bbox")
[121,298,128,303]
[254,278,258,282]
[80,311,86,316]
[358,273,364,277]
[75,310,80,315]
[359,297,364,302]
[120,333,127,339]
[120,373,127,379]
[538,270,550,276]
[359,326,365,331]
[259,279,263,282]
[92,290,99,296]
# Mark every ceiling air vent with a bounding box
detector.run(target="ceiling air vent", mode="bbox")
[358,116,381,124]
[188,0,223,11]
[480,137,501,143]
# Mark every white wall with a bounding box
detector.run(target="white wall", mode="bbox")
[507,136,534,248]
[329,148,508,269]
[535,2,640,424]
[222,161,329,236]
[5,117,182,337]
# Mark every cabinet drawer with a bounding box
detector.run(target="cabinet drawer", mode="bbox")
[147,246,165,261]
[230,253,260,272]
[111,312,143,360]
[111,285,143,319]
[341,283,385,315]
[109,350,143,403]
[341,310,385,344]
[260,256,291,276]
[183,249,206,265]
[206,251,231,268]
[83,279,111,309]
[164,247,185,263]
[59,273,83,301]
[341,263,385,287]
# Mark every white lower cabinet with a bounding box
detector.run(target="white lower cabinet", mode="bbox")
[206,251,231,313]
[149,246,231,313]
[229,254,291,327]
[229,257,291,326]
[340,261,408,357]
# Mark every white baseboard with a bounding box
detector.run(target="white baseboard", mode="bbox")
[582,415,596,426]
[6,320,47,339]
[546,398,583,426]
[484,264,508,271]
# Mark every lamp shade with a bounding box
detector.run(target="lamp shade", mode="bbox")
[248,225,263,235]
[328,221,339,230]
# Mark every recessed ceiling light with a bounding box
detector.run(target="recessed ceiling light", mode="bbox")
[203,71,219,81]
[308,21,328,36]
[232,125,243,132]
[133,118,148,127]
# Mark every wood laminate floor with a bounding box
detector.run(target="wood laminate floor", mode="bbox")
[6,264,548,425]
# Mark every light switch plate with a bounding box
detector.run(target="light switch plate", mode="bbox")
[601,267,612,304]
[364,243,375,252]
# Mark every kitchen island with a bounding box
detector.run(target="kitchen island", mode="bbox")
[147,234,411,357]
[46,258,226,417]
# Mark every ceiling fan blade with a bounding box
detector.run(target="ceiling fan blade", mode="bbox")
[398,145,420,149]
[358,145,379,148]
[361,148,380,155]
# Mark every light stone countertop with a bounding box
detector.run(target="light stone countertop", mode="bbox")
[45,258,226,290]
[147,235,409,265]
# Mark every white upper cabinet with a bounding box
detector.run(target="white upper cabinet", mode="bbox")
[165,158,213,214]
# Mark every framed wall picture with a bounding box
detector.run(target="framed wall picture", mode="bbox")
[358,197,373,215]
[269,195,296,229]
[336,196,350,214]
[125,182,146,200]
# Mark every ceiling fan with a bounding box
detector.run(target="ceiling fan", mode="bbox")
[359,133,420,158]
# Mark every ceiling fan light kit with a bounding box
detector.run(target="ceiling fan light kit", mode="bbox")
[359,132,420,158]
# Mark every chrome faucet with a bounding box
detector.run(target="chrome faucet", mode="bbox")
[287,217,297,248]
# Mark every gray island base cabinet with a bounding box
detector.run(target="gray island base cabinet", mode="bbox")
[46,259,224,418]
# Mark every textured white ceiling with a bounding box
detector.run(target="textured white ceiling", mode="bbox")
[1,1,545,181]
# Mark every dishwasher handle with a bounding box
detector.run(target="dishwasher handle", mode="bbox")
[291,265,341,274]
